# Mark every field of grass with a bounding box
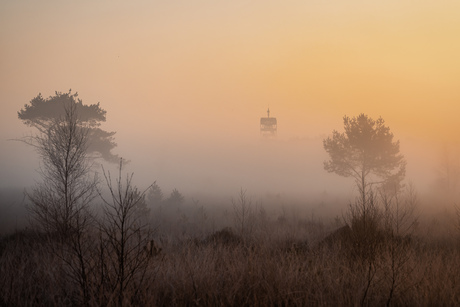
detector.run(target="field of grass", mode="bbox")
[1,201,459,307]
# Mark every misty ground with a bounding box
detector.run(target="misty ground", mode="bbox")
[1,185,460,306]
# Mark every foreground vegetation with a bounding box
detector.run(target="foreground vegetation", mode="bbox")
[1,203,459,307]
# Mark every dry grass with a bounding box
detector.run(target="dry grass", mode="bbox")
[1,222,460,307]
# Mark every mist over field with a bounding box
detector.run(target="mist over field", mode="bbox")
[1,123,456,234]
[2,1,460,305]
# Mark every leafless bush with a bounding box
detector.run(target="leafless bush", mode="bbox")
[231,189,255,238]
[98,160,155,306]
[346,189,384,262]
[342,184,420,306]
[379,184,419,306]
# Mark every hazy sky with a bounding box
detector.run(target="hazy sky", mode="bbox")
[1,0,460,197]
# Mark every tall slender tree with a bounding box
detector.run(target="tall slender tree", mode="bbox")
[26,101,98,237]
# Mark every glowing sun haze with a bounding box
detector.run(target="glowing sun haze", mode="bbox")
[1,0,460,193]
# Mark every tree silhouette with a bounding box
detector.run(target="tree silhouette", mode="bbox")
[323,114,406,206]
[18,90,119,163]
[435,144,460,198]
[166,188,184,207]
[147,182,164,207]
[26,101,98,237]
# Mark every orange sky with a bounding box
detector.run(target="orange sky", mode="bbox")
[1,0,460,192]
[2,1,460,140]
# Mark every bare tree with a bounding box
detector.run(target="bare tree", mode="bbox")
[24,101,98,238]
[436,144,460,200]
[232,188,254,238]
[19,101,99,305]
[98,160,154,306]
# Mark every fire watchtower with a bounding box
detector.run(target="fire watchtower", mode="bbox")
[260,108,277,137]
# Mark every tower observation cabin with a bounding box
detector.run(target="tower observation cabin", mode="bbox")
[260,108,277,137]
